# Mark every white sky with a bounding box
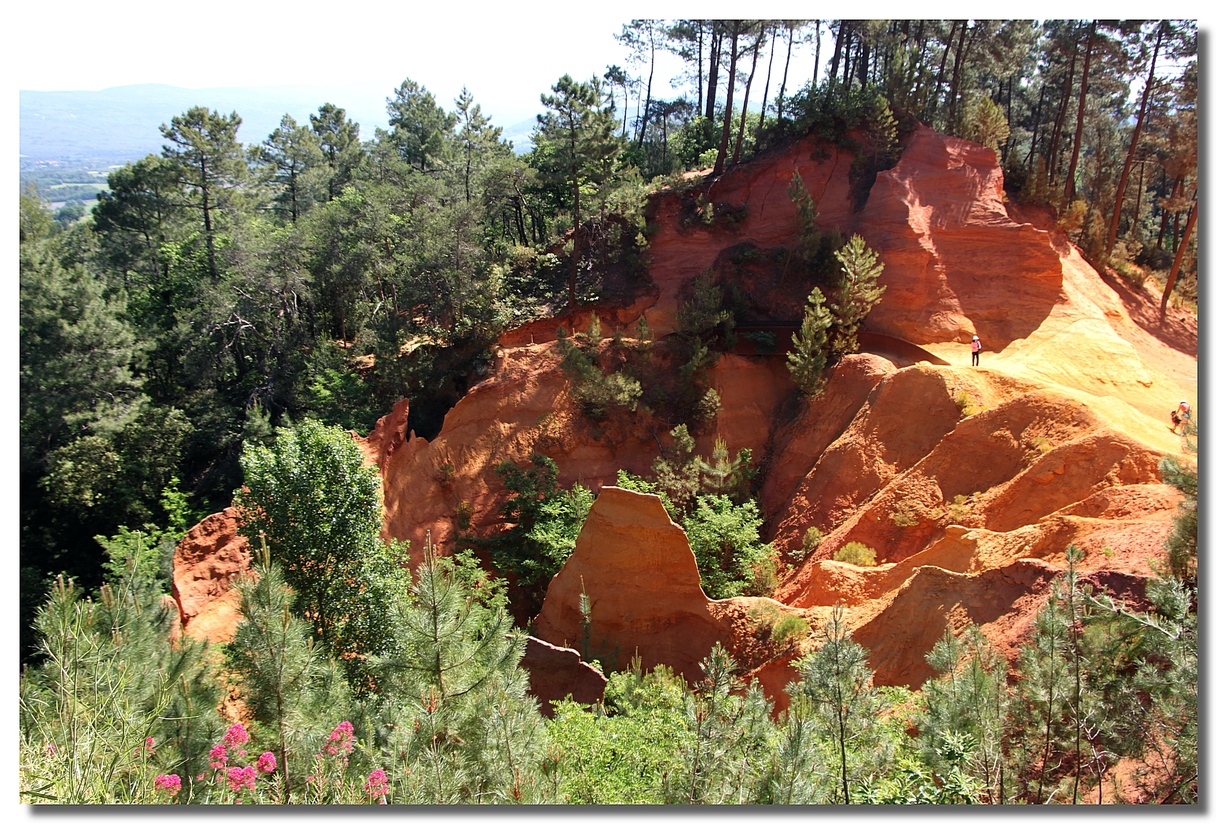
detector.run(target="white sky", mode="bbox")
[10,2,1191,109]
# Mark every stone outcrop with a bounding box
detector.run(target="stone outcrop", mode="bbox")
[172,123,1196,704]
[519,636,608,715]
[533,486,721,679]
[533,486,805,705]
[171,507,250,644]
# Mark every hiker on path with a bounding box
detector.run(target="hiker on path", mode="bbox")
[971,335,982,366]
[1170,400,1192,433]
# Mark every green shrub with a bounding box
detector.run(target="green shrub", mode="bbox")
[888,500,922,529]
[955,391,981,417]
[945,494,973,524]
[792,526,823,562]
[834,542,877,567]
[684,495,777,599]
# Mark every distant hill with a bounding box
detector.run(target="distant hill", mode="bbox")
[20,83,537,166]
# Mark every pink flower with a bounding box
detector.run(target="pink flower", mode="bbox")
[226,765,257,793]
[144,736,157,754]
[364,769,388,804]
[154,774,182,796]
[324,721,355,757]
[223,723,249,748]
[209,744,228,770]
[257,751,277,773]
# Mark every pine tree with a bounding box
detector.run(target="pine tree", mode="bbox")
[533,74,622,310]
[829,235,886,359]
[159,107,246,280]
[799,604,878,804]
[663,644,775,803]
[787,287,832,396]
[225,541,354,803]
[920,623,1008,803]
[371,540,545,803]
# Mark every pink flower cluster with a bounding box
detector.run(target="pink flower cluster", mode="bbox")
[223,723,249,757]
[226,765,257,793]
[324,721,355,757]
[363,769,389,804]
[197,724,277,800]
[209,744,228,770]
[154,773,182,797]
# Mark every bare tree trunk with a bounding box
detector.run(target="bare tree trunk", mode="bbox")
[1155,177,1180,249]
[1160,200,1196,320]
[733,27,762,164]
[1107,22,1165,254]
[758,21,776,133]
[1047,36,1079,187]
[1063,22,1096,203]
[714,23,740,176]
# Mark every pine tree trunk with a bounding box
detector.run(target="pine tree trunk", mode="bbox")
[733,30,762,164]
[932,22,958,125]
[758,22,776,133]
[1025,82,1047,170]
[637,28,656,147]
[1064,22,1096,203]
[778,23,796,121]
[706,26,722,121]
[828,21,846,93]
[714,24,740,176]
[946,20,969,131]
[1160,200,1196,320]
[812,21,822,89]
[1107,23,1164,254]
[1047,37,1079,187]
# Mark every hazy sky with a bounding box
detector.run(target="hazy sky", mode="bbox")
[10,1,1168,125]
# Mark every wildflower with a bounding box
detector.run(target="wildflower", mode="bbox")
[364,769,389,804]
[209,744,228,770]
[154,774,182,797]
[324,721,355,757]
[257,751,277,774]
[223,723,249,748]
[226,765,257,793]
[144,737,157,754]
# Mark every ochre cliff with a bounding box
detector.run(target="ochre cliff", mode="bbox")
[172,123,1196,703]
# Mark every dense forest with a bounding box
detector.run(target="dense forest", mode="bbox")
[19,19,1198,804]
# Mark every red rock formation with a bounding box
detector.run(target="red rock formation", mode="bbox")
[533,486,719,679]
[533,486,802,704]
[359,341,792,562]
[859,126,1065,349]
[519,636,608,715]
[171,507,251,644]
[641,138,859,335]
[172,123,1195,703]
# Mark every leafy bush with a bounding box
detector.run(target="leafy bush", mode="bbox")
[234,419,402,683]
[684,494,777,599]
[556,320,643,424]
[488,454,593,613]
[833,542,877,567]
[888,499,923,529]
